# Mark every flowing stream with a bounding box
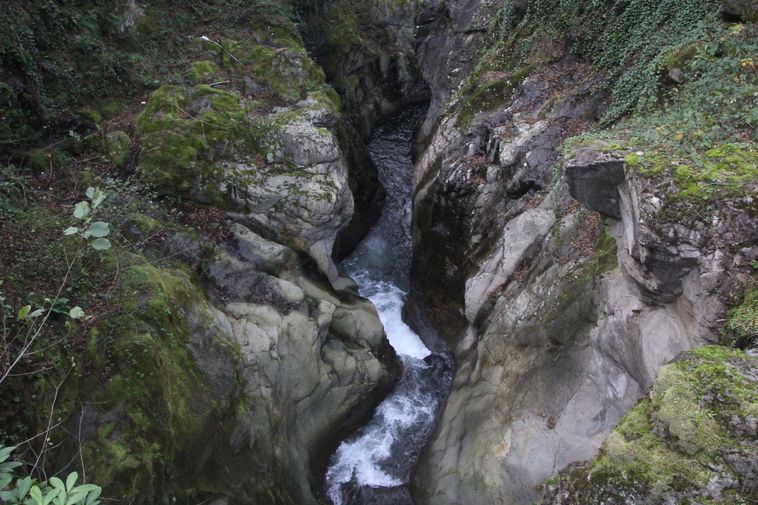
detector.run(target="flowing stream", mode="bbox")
[325,109,454,505]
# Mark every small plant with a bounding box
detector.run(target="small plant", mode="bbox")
[0,166,27,214]
[0,445,101,505]
[1,187,112,384]
[63,187,112,252]
[724,285,758,348]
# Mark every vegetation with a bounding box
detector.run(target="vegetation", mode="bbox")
[542,346,758,503]
[1,446,101,505]
[491,0,729,123]
[724,284,758,347]
[0,0,302,160]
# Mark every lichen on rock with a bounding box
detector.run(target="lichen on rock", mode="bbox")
[538,346,758,505]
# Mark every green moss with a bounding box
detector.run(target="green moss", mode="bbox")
[125,213,162,235]
[243,43,325,101]
[102,130,132,167]
[456,65,533,127]
[99,100,123,120]
[76,255,238,501]
[188,60,217,83]
[662,42,701,72]
[322,0,363,51]
[139,130,204,192]
[595,398,712,496]
[590,225,618,274]
[552,345,758,502]
[136,85,191,134]
[724,285,758,346]
[137,82,268,196]
[651,365,726,455]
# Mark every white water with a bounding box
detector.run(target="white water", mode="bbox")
[325,109,451,505]
[351,272,430,360]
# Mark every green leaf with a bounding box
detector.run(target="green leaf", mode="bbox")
[68,307,85,320]
[83,222,109,239]
[66,472,78,491]
[17,476,32,498]
[73,202,90,220]
[87,187,106,209]
[28,308,45,319]
[91,193,106,210]
[42,484,60,505]
[67,492,86,505]
[89,238,111,251]
[29,486,43,505]
[63,227,80,236]
[0,475,11,489]
[0,445,16,462]
[84,487,101,505]
[49,477,64,493]
[17,305,31,320]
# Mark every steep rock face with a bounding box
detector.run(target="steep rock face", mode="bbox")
[414,0,499,142]
[28,10,404,503]
[137,55,353,286]
[538,346,758,504]
[300,0,428,138]
[70,213,399,505]
[406,5,757,504]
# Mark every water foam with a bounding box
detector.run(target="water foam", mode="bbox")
[324,107,446,505]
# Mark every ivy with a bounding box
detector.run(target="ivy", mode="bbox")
[491,0,723,124]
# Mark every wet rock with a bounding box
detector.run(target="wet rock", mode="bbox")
[340,481,414,505]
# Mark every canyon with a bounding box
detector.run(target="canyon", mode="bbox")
[0,1,755,505]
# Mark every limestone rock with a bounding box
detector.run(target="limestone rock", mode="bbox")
[537,347,758,505]
[564,146,626,218]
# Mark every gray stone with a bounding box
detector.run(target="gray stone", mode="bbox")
[564,147,626,218]
[722,0,758,21]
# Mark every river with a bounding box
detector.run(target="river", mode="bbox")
[324,108,454,505]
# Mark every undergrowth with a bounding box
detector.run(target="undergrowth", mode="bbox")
[490,0,726,124]
[0,0,300,159]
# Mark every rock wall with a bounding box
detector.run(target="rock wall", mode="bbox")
[70,216,399,504]
[18,6,403,504]
[402,2,757,504]
[538,346,758,504]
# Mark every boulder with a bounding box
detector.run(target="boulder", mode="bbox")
[722,0,758,21]
[564,146,626,218]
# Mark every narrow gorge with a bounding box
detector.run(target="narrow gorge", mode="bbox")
[0,1,755,505]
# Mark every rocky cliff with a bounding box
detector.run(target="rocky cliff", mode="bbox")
[402,1,757,504]
[0,1,756,504]
[0,2,401,503]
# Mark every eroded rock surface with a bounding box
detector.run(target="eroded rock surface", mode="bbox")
[538,346,758,505]
[406,18,756,505]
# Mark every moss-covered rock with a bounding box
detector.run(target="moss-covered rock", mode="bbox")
[102,130,132,167]
[724,285,758,348]
[136,45,354,283]
[188,60,217,84]
[456,65,533,127]
[76,257,239,502]
[539,346,758,504]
